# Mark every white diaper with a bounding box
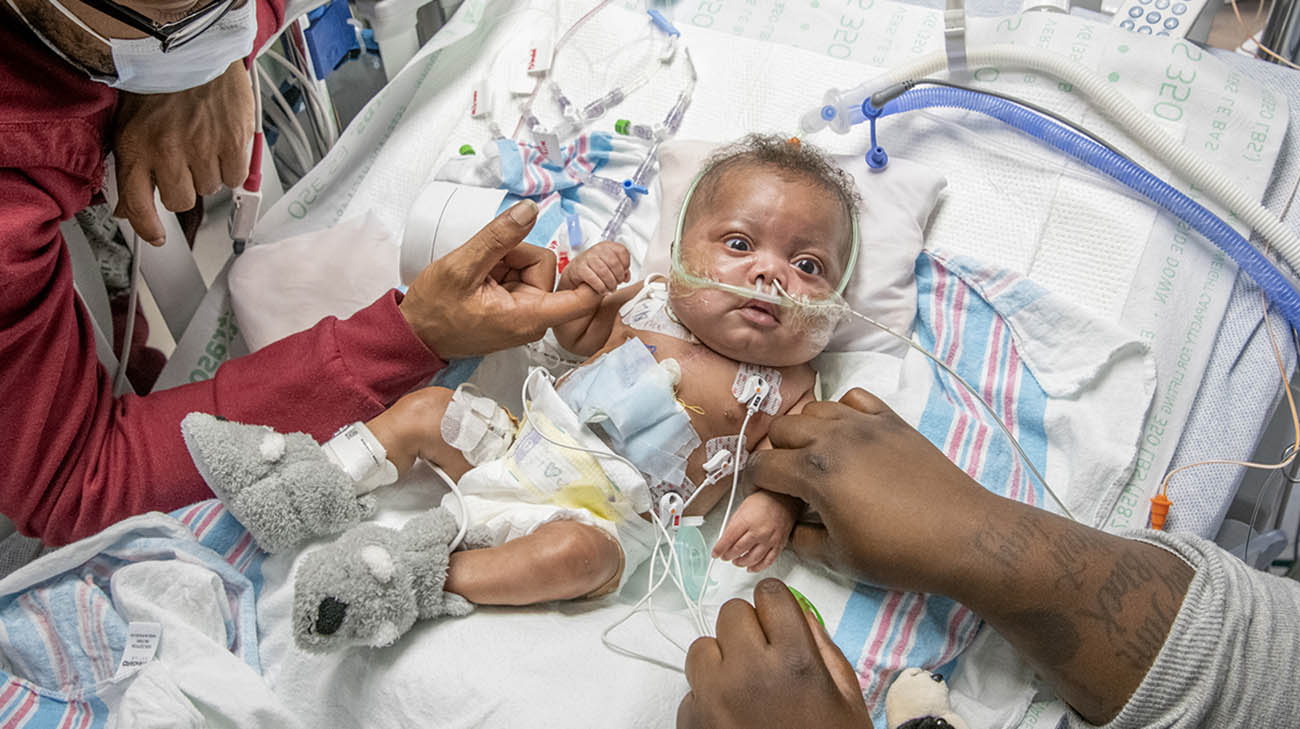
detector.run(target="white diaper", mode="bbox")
[439,372,657,592]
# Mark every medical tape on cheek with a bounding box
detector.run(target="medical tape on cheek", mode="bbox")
[732,364,782,415]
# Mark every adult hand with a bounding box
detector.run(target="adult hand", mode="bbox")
[112,60,255,246]
[743,389,989,594]
[400,199,602,359]
[678,578,871,729]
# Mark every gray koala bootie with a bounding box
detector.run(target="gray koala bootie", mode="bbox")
[293,507,477,653]
[181,412,376,553]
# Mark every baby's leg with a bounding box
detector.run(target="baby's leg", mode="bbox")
[445,521,623,605]
[368,387,474,480]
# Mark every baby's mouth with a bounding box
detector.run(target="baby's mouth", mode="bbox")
[739,299,781,327]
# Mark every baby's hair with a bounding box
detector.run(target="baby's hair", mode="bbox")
[682,133,861,259]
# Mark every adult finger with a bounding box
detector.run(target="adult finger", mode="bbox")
[740,449,814,501]
[839,387,893,416]
[684,636,721,689]
[789,524,838,570]
[155,159,197,213]
[447,200,539,285]
[764,412,824,450]
[751,578,811,651]
[715,596,767,650]
[189,156,222,197]
[521,286,606,330]
[501,240,557,291]
[675,692,698,729]
[218,144,250,190]
[805,607,864,707]
[114,165,166,246]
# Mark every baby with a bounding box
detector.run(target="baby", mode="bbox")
[185,134,860,652]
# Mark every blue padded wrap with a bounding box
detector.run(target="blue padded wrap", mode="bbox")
[557,338,700,489]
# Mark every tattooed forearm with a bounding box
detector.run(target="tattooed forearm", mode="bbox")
[959,504,1193,725]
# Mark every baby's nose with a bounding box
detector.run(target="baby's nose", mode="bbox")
[748,254,787,291]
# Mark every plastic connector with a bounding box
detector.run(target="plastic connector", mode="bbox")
[740,375,770,411]
[622,179,649,200]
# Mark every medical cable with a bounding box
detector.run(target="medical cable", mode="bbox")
[1154,172,1300,532]
[803,46,1300,273]
[262,48,338,149]
[427,463,470,552]
[1150,297,1298,531]
[112,232,142,397]
[1230,0,1300,70]
[862,85,1300,331]
[889,78,1137,166]
[258,65,315,172]
[693,402,760,635]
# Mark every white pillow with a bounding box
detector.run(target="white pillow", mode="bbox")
[643,140,947,356]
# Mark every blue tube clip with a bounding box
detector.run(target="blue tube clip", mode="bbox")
[647,9,680,37]
[861,99,888,169]
[623,179,649,200]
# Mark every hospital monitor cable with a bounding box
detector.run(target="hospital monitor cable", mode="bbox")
[802,45,1300,283]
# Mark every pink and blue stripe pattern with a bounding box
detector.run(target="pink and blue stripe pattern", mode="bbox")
[832,254,1049,723]
[0,503,266,727]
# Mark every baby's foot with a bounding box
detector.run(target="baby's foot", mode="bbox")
[181,412,375,553]
[293,507,474,653]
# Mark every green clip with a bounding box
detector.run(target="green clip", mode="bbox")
[458,144,476,156]
[614,119,631,135]
[788,585,824,628]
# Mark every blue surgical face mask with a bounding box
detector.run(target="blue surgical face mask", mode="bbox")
[8,0,255,94]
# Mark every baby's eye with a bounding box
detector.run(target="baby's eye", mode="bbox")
[794,258,824,276]
[725,238,751,252]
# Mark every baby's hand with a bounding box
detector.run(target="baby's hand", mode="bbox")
[558,240,631,296]
[712,490,801,573]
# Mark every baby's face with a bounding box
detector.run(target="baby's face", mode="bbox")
[670,166,853,367]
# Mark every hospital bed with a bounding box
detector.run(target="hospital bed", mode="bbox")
[3,0,1299,726]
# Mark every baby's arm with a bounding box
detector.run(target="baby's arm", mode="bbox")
[711,391,816,572]
[553,241,642,356]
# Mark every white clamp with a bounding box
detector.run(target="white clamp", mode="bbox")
[322,422,398,495]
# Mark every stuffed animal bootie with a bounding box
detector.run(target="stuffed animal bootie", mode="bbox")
[181,412,376,553]
[293,507,475,652]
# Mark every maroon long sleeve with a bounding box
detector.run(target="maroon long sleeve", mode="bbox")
[0,12,444,545]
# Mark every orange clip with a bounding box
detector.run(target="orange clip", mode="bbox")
[787,136,801,146]
[1149,492,1171,531]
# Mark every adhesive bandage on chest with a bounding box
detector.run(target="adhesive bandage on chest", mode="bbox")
[441,384,517,466]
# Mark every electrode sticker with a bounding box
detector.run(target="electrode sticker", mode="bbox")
[650,475,695,505]
[732,364,782,415]
[114,622,163,679]
[704,435,749,477]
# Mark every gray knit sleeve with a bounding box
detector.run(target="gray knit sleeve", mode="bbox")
[1066,530,1300,729]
